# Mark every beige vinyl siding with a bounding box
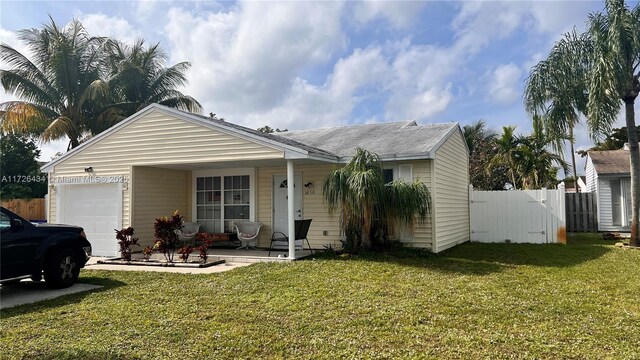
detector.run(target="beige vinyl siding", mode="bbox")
[394,160,434,249]
[50,109,284,169]
[434,130,470,252]
[48,189,56,223]
[131,166,190,247]
[256,164,342,249]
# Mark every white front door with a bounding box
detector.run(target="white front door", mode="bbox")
[273,174,302,235]
[58,183,121,257]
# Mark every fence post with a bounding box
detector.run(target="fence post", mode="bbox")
[557,183,566,243]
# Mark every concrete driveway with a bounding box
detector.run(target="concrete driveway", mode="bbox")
[0,281,102,310]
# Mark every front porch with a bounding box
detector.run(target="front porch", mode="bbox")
[129,159,341,260]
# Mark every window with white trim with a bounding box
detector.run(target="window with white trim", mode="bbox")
[196,175,250,233]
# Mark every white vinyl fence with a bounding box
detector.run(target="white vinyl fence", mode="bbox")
[470,184,566,244]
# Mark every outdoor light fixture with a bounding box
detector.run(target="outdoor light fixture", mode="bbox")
[84,167,93,173]
[304,182,314,188]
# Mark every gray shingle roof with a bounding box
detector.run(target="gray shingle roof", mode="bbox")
[188,112,338,158]
[275,121,459,159]
[589,150,630,175]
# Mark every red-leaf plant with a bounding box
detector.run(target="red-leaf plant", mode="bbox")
[153,210,183,263]
[196,232,214,263]
[115,227,139,262]
[142,245,154,261]
[178,245,193,263]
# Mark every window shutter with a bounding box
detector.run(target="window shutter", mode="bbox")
[398,164,413,182]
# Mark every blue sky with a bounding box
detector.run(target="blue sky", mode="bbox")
[1,0,638,175]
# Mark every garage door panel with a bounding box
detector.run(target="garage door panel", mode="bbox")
[59,184,121,257]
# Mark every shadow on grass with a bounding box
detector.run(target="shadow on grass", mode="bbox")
[315,238,613,276]
[0,276,126,319]
[35,349,132,360]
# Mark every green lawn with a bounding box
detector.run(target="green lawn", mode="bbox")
[1,234,639,359]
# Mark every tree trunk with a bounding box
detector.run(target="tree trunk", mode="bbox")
[569,125,579,192]
[67,137,80,151]
[625,99,639,247]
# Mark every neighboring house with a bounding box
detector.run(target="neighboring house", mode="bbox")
[562,176,587,193]
[585,148,632,231]
[42,104,470,257]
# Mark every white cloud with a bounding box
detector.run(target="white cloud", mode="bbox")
[79,13,142,44]
[353,0,428,28]
[135,0,158,19]
[242,46,390,130]
[164,2,346,127]
[489,63,522,104]
[528,1,595,35]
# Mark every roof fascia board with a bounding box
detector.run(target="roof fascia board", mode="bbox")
[335,153,433,163]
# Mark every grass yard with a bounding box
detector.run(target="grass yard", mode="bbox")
[1,234,639,359]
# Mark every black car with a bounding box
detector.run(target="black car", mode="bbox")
[0,206,92,288]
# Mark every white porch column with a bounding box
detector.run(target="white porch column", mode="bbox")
[287,160,296,259]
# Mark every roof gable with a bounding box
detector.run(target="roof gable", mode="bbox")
[42,104,338,172]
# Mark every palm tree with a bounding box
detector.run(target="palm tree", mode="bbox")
[517,116,569,190]
[1,20,202,150]
[488,126,523,189]
[95,39,201,131]
[463,120,496,154]
[323,148,431,253]
[524,29,592,192]
[0,17,108,150]
[586,0,640,246]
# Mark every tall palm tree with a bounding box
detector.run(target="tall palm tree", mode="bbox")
[323,148,431,253]
[586,0,640,246]
[0,17,108,150]
[488,126,523,190]
[94,39,201,131]
[524,29,592,192]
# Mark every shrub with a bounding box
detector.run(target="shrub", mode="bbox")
[178,245,193,263]
[153,210,183,263]
[115,227,139,262]
[196,232,214,263]
[142,245,154,261]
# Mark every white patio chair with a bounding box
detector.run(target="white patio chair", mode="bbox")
[177,222,201,246]
[233,222,262,249]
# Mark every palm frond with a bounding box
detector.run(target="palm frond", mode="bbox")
[0,101,53,135]
[40,115,80,142]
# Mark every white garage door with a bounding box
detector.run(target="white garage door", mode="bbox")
[58,183,121,257]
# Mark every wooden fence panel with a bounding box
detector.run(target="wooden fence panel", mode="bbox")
[565,193,597,232]
[1,198,46,221]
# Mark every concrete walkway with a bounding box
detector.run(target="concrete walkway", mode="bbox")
[0,281,103,309]
[85,257,252,274]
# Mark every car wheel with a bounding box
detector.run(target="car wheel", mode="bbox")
[44,249,80,289]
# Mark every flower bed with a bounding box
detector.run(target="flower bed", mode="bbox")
[98,253,225,268]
